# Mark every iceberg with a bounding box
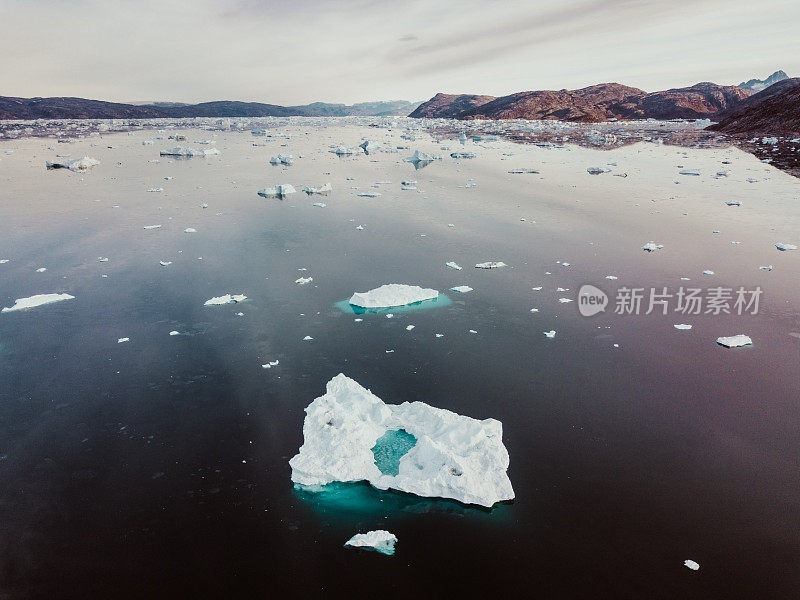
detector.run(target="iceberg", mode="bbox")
[289,374,514,507]
[586,166,610,175]
[258,184,296,198]
[679,169,701,176]
[269,154,294,166]
[642,242,663,252]
[775,243,797,251]
[684,559,700,571]
[475,261,507,269]
[204,294,247,306]
[159,147,218,157]
[302,183,332,195]
[46,156,100,171]
[349,284,439,309]
[359,140,381,154]
[330,145,363,155]
[446,262,462,270]
[403,150,442,164]
[450,152,475,159]
[2,293,75,313]
[344,530,397,556]
[716,334,752,348]
[450,286,473,293]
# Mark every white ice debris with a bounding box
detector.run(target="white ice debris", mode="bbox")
[269,154,294,166]
[642,242,664,252]
[450,151,475,159]
[403,150,442,163]
[357,191,382,198]
[716,334,752,348]
[330,145,363,155]
[543,330,556,338]
[184,228,197,233]
[143,224,162,230]
[295,277,313,285]
[475,262,507,269]
[160,147,219,157]
[775,243,797,251]
[679,169,701,176]
[450,286,473,293]
[446,262,462,270]
[359,140,381,154]
[46,156,100,171]
[169,330,180,336]
[302,183,332,195]
[2,293,75,313]
[587,166,611,175]
[204,294,247,306]
[725,200,741,206]
[117,337,129,344]
[674,324,692,330]
[289,374,514,507]
[344,530,397,556]
[312,202,327,208]
[349,284,438,308]
[262,360,280,369]
[258,184,297,198]
[684,560,700,571]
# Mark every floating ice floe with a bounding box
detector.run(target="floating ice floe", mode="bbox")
[269,154,294,166]
[716,334,752,348]
[725,200,741,206]
[446,262,462,270]
[450,286,473,293]
[2,293,75,313]
[586,166,610,175]
[401,180,417,190]
[759,265,773,271]
[684,559,700,571]
[295,277,313,285]
[543,330,556,338]
[403,150,442,164]
[147,188,163,193]
[159,261,172,266]
[330,145,363,155]
[642,242,664,252]
[46,156,100,171]
[143,224,162,230]
[302,183,332,195]
[344,530,397,556]
[702,270,714,275]
[359,140,381,154]
[160,147,219,157]
[204,294,247,306]
[262,360,280,369]
[117,337,129,344]
[450,151,475,159]
[258,184,296,198]
[679,169,701,176]
[674,324,692,330]
[508,168,539,174]
[775,243,797,251]
[289,374,514,507]
[35,267,46,273]
[303,335,313,341]
[169,330,180,336]
[357,191,382,198]
[349,284,438,309]
[475,262,507,269]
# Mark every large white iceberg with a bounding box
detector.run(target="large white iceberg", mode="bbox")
[46,156,99,171]
[289,374,514,508]
[2,293,75,313]
[349,284,438,309]
[344,530,397,555]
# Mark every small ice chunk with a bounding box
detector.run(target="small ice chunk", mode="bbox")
[117,337,129,344]
[759,265,773,271]
[403,150,442,163]
[159,261,172,266]
[674,324,692,330]
[258,184,296,198]
[450,286,473,293]
[169,330,180,336]
[446,262,462,270]
[330,145,364,155]
[302,183,332,195]
[147,188,164,193]
[679,169,701,176]
[2,293,75,313]
[587,166,610,175]
[357,191,382,198]
[303,335,313,341]
[725,200,741,206]
[262,360,280,369]
[36,267,47,273]
[775,243,797,251]
[642,242,663,252]
[543,330,556,338]
[450,151,475,159]
[684,559,700,571]
[269,154,294,166]
[475,262,507,269]
[143,225,162,230]
[349,284,438,309]
[716,334,752,348]
[406,325,415,330]
[184,228,197,233]
[344,530,397,556]
[702,270,714,275]
[46,156,100,171]
[295,277,313,285]
[204,294,247,306]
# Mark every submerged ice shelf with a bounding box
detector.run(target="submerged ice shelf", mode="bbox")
[289,374,515,508]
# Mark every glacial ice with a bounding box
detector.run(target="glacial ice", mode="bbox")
[289,374,514,507]
[258,184,297,198]
[344,530,397,556]
[716,334,752,348]
[204,294,247,306]
[684,559,700,571]
[46,156,100,171]
[775,243,797,251]
[359,140,381,154]
[159,147,218,157]
[349,284,439,309]
[642,242,663,252]
[403,150,442,164]
[269,154,294,166]
[475,261,507,269]
[2,293,75,313]
[302,183,332,195]
[330,145,363,155]
[450,286,473,293]
[445,261,462,270]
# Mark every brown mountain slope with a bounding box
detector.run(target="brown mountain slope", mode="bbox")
[712,78,800,121]
[411,82,752,122]
[707,81,800,135]
[407,93,496,118]
[458,83,645,122]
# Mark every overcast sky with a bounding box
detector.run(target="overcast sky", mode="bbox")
[1,0,798,104]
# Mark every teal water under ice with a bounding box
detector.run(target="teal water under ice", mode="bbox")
[371,429,417,476]
[334,294,452,315]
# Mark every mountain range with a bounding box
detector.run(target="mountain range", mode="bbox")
[0,97,422,120]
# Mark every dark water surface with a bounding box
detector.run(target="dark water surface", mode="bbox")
[0,125,798,599]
